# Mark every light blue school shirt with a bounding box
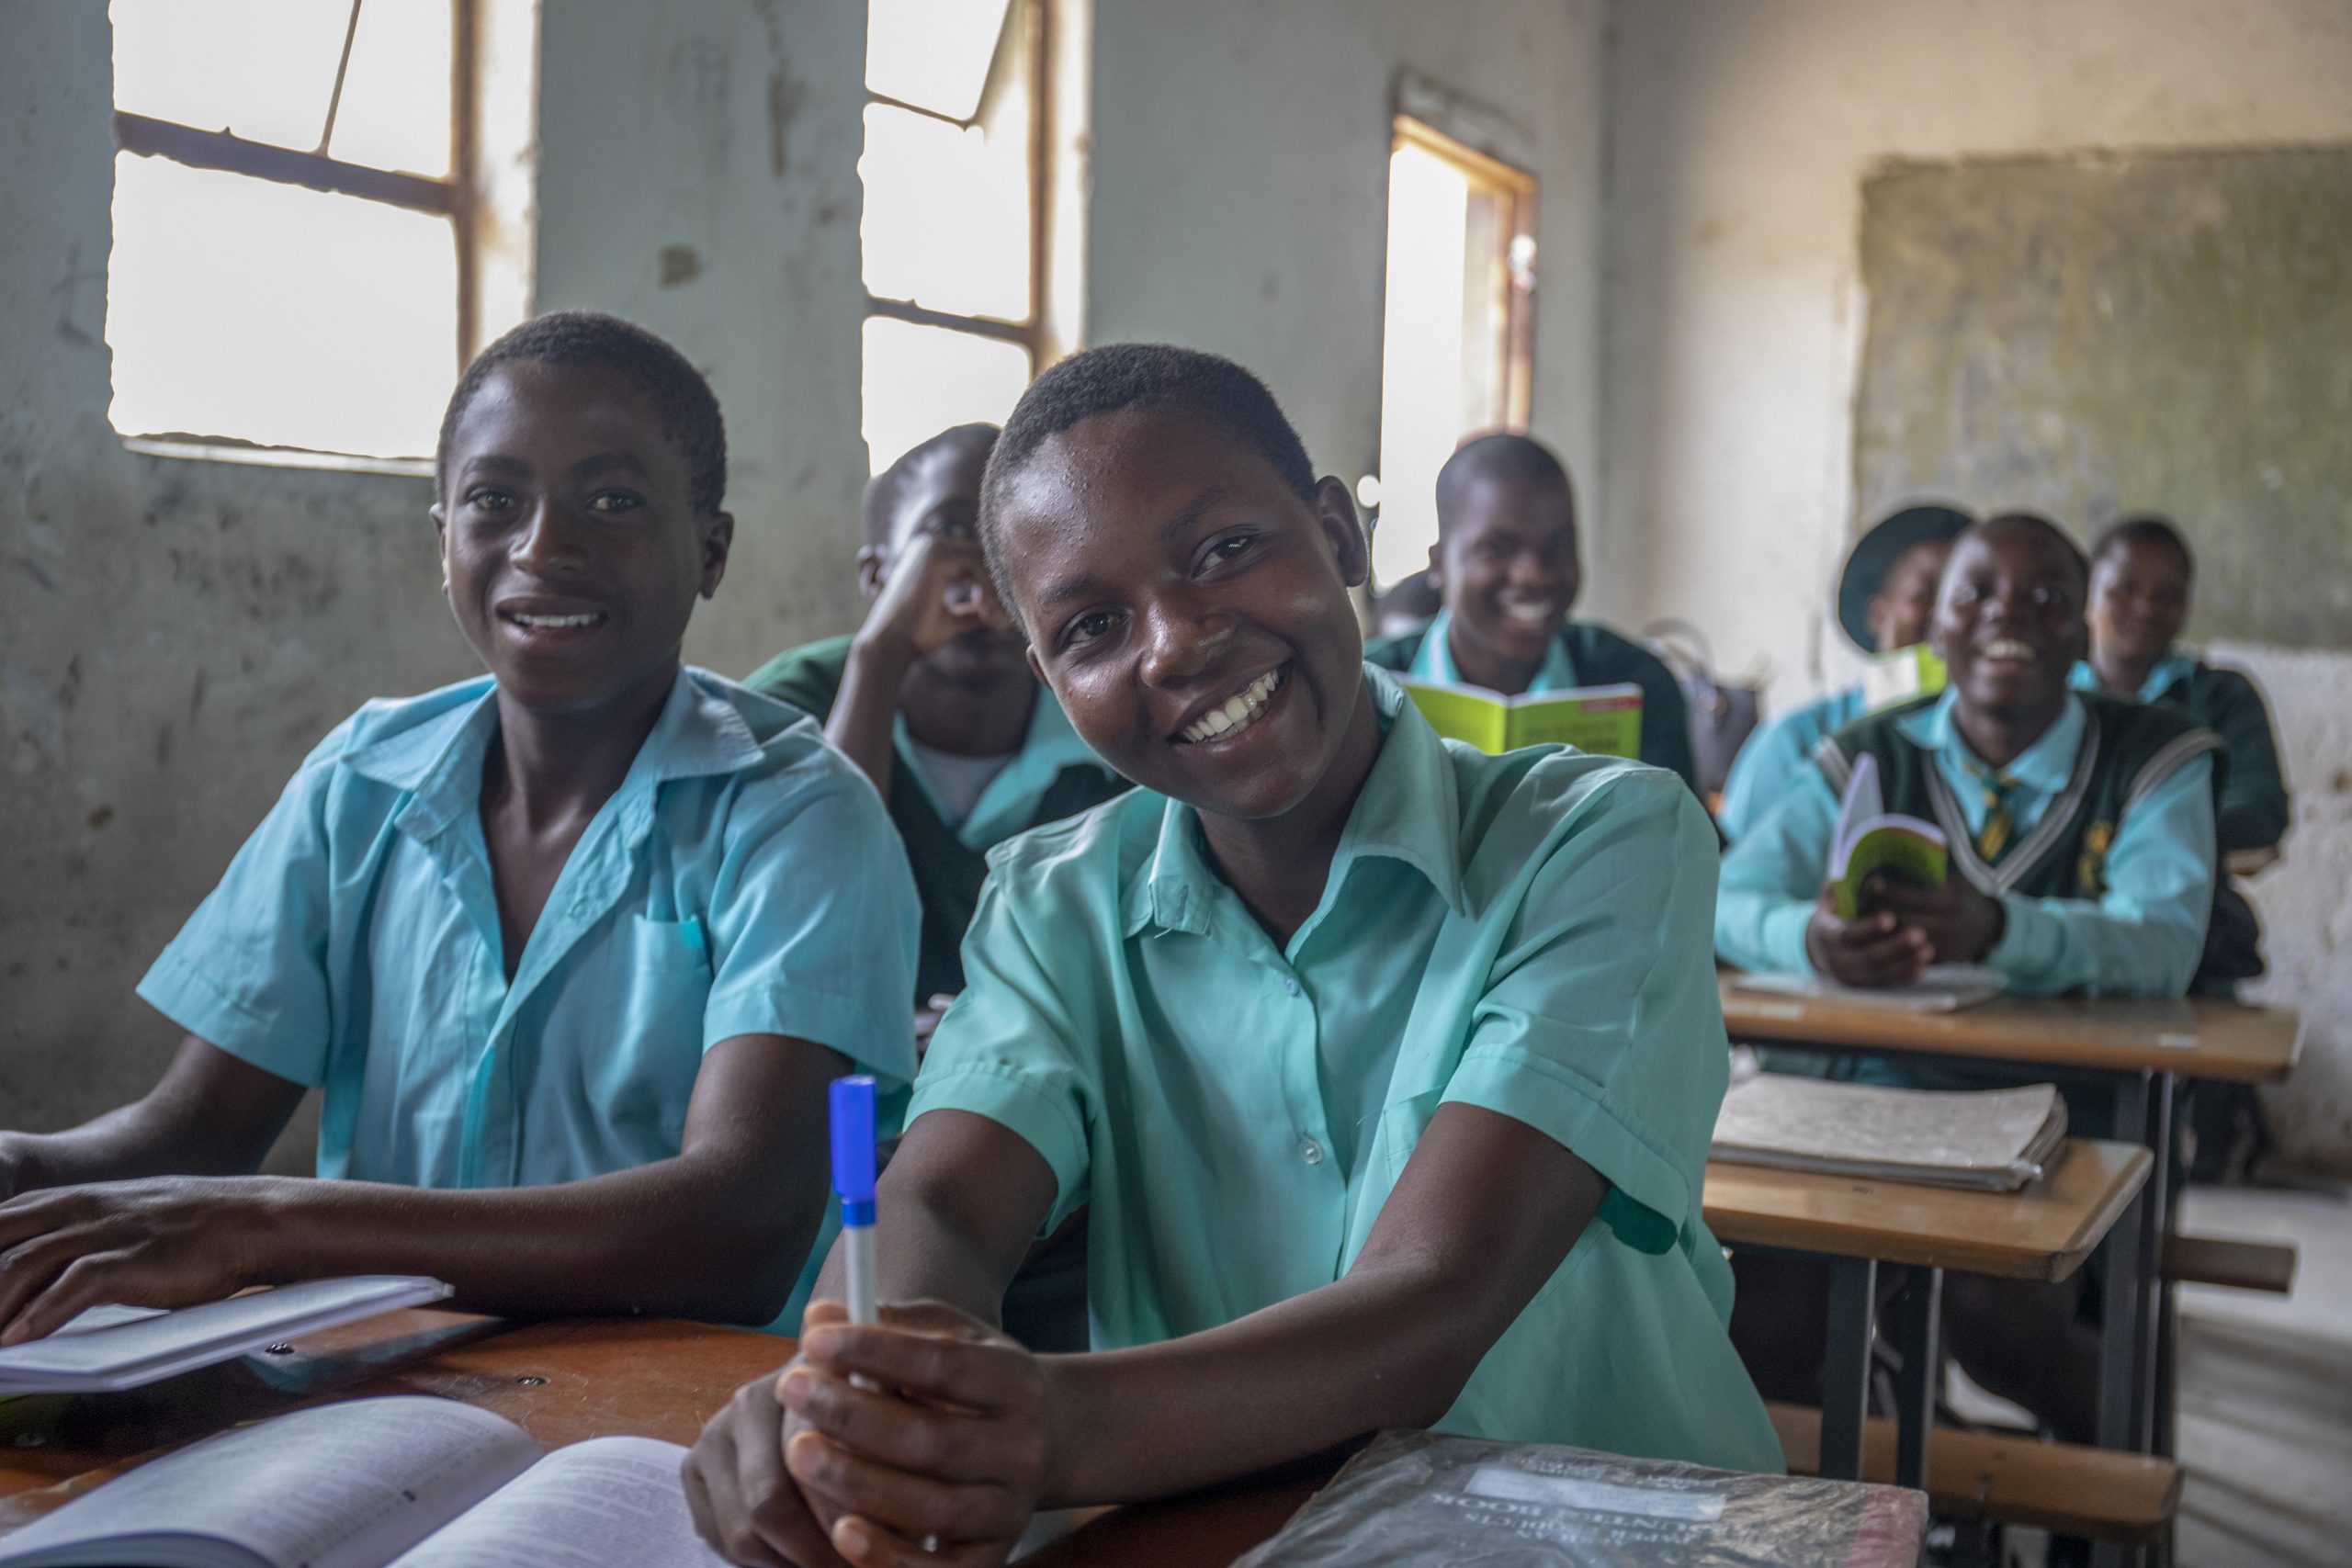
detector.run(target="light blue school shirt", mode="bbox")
[1716,685,1868,843]
[138,667,921,1329]
[893,684,1108,851]
[1715,691,2214,996]
[1408,606,1579,692]
[910,667,1782,1473]
[2069,652,2198,705]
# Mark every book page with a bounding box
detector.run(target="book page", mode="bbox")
[387,1437,729,1568]
[0,1397,538,1568]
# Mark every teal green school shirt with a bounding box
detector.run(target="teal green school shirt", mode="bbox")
[909,667,1783,1473]
[137,668,922,1331]
[2069,652,2290,854]
[1716,686,1868,843]
[1364,612,1702,793]
[1716,691,2216,998]
[745,635,1126,1000]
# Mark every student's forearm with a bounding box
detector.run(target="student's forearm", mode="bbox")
[1038,1256,1485,1506]
[1987,896,2204,997]
[3,1039,300,1193]
[259,1156,826,1324]
[826,638,916,799]
[808,1168,1025,1328]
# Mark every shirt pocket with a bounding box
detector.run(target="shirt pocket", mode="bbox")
[571,915,715,1159]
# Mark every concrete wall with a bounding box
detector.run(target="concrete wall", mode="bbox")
[0,0,869,1134]
[1086,0,1622,602]
[1604,0,2352,1169]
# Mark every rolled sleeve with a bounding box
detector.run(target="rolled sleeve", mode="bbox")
[1442,774,1729,1253]
[1988,753,2216,997]
[134,747,340,1088]
[906,877,1096,1229]
[1714,763,1840,976]
[704,773,922,1083]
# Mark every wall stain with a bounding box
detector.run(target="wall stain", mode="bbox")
[9,555,58,592]
[660,244,704,287]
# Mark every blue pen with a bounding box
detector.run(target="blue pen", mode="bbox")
[829,1076,879,1333]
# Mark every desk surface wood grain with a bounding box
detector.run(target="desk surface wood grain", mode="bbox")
[1719,978,2301,1082]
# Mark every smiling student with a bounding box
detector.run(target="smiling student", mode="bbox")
[1715,512,2220,1002]
[0,312,919,1345]
[745,424,1124,1014]
[1716,503,1970,842]
[682,344,1779,1568]
[1364,434,1698,790]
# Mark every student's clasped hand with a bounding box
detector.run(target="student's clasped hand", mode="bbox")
[0,1175,277,1345]
[1867,878,2007,967]
[685,1298,1053,1568]
[859,527,1008,668]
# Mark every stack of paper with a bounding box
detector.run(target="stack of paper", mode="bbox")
[1711,1076,2067,1191]
[0,1275,453,1394]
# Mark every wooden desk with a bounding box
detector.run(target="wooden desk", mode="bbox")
[0,1310,790,1531]
[1718,980,2303,1083]
[1705,1139,2150,1283]
[1721,976,2300,1493]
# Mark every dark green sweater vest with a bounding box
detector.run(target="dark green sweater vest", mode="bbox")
[1813,691,2222,902]
[745,635,1127,1001]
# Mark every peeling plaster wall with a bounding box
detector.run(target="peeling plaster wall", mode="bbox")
[1085,0,1618,604]
[1605,0,2352,1169]
[0,0,868,1135]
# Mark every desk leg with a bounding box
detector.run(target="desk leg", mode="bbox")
[1894,1266,1941,1492]
[1820,1256,1877,1482]
[2140,1076,2177,1457]
[2094,1074,2155,1568]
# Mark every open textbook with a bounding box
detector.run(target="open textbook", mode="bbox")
[1826,751,1949,919]
[0,1277,452,1395]
[1232,1429,1927,1567]
[0,1396,727,1568]
[1397,678,1643,759]
[1712,1075,2068,1192]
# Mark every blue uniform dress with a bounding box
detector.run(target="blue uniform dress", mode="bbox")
[137,668,922,1329]
[908,667,1783,1472]
[1716,692,2215,997]
[1716,686,1868,843]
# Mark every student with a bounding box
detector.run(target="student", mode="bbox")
[1716,503,1970,841]
[681,344,1779,1568]
[744,424,1125,1013]
[1713,513,2219,1443]
[2075,515,2290,868]
[1363,434,1700,791]
[0,312,920,1345]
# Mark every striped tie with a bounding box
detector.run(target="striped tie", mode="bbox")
[1974,769,2018,863]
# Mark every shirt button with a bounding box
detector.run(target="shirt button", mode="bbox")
[1283,976,1302,997]
[1299,1136,1324,1166]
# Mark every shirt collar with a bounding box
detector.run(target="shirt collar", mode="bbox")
[345,667,764,836]
[1408,607,1579,694]
[2068,649,2198,705]
[1896,687,2086,794]
[1122,665,1466,940]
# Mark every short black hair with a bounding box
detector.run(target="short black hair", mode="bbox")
[979,343,1316,576]
[1972,512,2090,591]
[865,423,999,547]
[1433,432,1574,531]
[2092,514,2194,578]
[436,310,729,514]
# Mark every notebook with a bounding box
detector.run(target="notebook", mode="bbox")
[1397,678,1644,759]
[1711,1076,2068,1191]
[0,1276,452,1394]
[1231,1429,1928,1567]
[0,1395,727,1568]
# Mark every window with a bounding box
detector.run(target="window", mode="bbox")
[860,0,1052,473]
[106,0,531,468]
[1367,114,1538,588]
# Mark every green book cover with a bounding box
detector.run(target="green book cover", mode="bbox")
[1828,751,1950,918]
[1398,679,1644,760]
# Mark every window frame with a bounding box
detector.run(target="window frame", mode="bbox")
[861,0,1052,372]
[107,0,489,460]
[1386,111,1538,436]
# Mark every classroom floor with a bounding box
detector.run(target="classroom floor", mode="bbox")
[2169,1184,2352,1568]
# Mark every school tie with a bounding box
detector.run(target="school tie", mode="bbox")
[1973,768,2019,863]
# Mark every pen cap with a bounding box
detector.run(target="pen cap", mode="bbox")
[830,1075,878,1226]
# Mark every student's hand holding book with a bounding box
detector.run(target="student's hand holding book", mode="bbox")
[1866,877,2007,966]
[1804,878,1935,987]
